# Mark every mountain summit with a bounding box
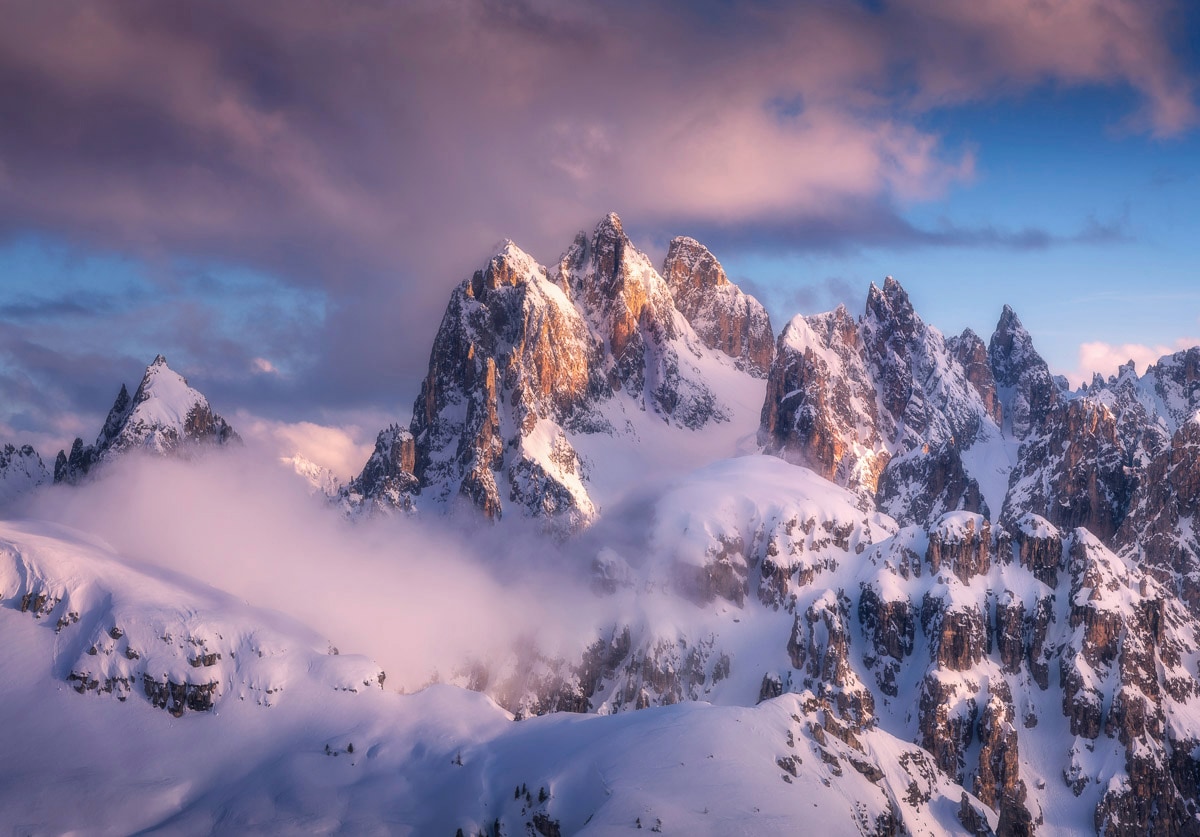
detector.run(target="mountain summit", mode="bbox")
[345,213,769,526]
[54,355,239,483]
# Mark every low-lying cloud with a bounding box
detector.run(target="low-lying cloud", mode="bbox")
[18,450,615,693]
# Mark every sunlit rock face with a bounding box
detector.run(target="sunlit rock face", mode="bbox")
[351,213,753,526]
[552,213,730,429]
[54,355,239,484]
[661,235,774,376]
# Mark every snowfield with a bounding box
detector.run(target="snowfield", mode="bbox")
[0,516,989,836]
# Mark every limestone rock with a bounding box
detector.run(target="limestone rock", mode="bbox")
[661,236,774,376]
[987,305,1060,439]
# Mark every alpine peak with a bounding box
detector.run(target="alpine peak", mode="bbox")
[53,355,239,484]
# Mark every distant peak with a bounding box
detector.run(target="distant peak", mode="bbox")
[471,240,542,296]
[996,305,1022,331]
[490,239,536,266]
[662,236,728,291]
[491,238,518,256]
[594,212,625,241]
[151,354,168,367]
[865,275,913,325]
[668,235,702,250]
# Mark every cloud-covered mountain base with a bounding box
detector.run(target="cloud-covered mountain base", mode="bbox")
[1,516,989,836]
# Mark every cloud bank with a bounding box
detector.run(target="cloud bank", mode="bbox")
[1071,335,1200,386]
[19,450,614,692]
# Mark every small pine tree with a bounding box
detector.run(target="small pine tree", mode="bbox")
[514,785,520,799]
[347,742,354,754]
[538,786,548,803]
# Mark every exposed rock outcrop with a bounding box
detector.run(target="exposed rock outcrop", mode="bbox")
[1116,411,1200,614]
[988,305,1060,439]
[759,303,887,496]
[760,276,996,527]
[661,236,774,376]
[341,425,419,512]
[352,213,750,525]
[1001,395,1135,542]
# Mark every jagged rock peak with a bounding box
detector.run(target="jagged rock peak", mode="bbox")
[947,328,1002,427]
[662,236,729,290]
[763,275,1000,526]
[553,212,729,427]
[662,235,774,376]
[988,305,1037,387]
[468,240,543,298]
[54,355,239,484]
[595,210,623,239]
[987,304,1060,438]
[865,276,916,333]
[343,424,419,514]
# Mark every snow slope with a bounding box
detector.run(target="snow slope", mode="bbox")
[0,517,991,835]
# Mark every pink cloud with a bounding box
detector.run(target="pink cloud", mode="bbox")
[0,0,1195,418]
[1070,336,1200,386]
[1,0,1191,280]
[232,412,377,480]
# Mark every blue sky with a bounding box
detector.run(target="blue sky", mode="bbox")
[727,83,1200,378]
[1,1,1198,469]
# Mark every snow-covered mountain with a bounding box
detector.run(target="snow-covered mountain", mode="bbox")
[54,354,239,483]
[0,442,47,506]
[0,517,995,835]
[343,213,768,528]
[5,215,1200,834]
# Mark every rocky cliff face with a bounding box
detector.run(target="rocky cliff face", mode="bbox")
[460,452,1200,834]
[988,306,1061,439]
[1116,411,1200,614]
[759,276,996,527]
[54,355,239,484]
[1001,395,1134,541]
[403,240,604,526]
[552,213,729,428]
[759,304,887,496]
[350,213,765,526]
[661,236,774,376]
[456,275,1200,834]
[340,425,419,513]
